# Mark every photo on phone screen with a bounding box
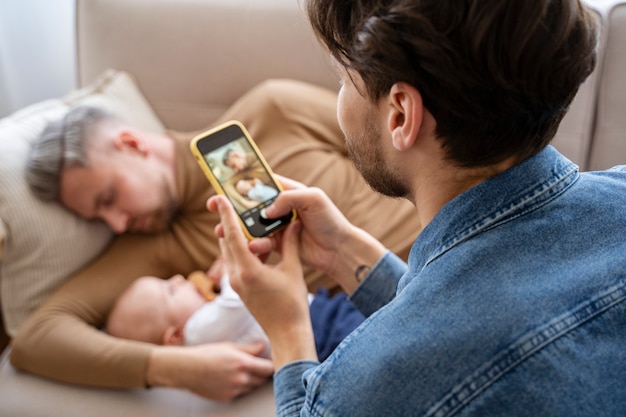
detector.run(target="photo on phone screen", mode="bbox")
[190,121,295,238]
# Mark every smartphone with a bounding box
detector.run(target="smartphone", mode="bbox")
[190,120,296,239]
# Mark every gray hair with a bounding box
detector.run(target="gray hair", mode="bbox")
[26,105,118,201]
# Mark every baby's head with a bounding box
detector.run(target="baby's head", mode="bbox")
[106,274,206,345]
[235,178,254,196]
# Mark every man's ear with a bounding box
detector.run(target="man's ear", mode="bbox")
[162,325,185,346]
[387,82,423,151]
[114,130,149,156]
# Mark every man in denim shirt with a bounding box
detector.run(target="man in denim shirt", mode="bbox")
[210,0,626,415]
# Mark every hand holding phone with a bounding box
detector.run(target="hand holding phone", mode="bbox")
[190,120,296,239]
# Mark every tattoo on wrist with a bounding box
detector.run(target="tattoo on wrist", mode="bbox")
[355,264,371,283]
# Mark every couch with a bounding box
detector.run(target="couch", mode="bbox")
[1,0,625,416]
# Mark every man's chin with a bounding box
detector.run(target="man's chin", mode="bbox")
[130,204,176,234]
[139,222,169,234]
[127,217,166,234]
[144,212,176,233]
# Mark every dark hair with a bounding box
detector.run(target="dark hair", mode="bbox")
[306,0,599,167]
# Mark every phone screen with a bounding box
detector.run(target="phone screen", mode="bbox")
[191,121,295,238]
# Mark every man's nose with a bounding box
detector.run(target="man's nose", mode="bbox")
[100,209,129,234]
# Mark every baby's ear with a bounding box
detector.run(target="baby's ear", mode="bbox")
[162,326,184,346]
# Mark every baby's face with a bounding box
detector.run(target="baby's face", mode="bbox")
[235,179,253,195]
[136,275,206,329]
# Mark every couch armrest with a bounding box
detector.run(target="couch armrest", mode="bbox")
[76,0,338,131]
[588,1,626,170]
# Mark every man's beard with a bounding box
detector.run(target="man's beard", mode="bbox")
[345,114,408,199]
[144,182,178,233]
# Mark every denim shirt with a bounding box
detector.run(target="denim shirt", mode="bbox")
[273,146,626,417]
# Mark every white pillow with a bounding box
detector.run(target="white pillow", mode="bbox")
[0,69,165,336]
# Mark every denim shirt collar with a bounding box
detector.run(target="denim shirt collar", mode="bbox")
[398,145,579,292]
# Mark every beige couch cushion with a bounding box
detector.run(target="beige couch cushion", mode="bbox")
[0,69,164,336]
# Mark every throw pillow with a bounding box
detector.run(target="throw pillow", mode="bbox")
[0,69,165,336]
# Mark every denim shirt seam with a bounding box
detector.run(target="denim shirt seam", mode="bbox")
[425,164,578,268]
[425,279,626,417]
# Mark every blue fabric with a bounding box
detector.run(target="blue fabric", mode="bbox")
[309,288,365,361]
[273,146,626,417]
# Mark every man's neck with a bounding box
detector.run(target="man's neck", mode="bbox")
[411,155,519,229]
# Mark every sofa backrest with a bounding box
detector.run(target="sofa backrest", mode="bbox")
[550,0,606,170]
[76,0,625,171]
[76,0,338,132]
[587,1,626,170]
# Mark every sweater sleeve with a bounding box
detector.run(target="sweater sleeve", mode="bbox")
[9,233,182,387]
[10,133,222,387]
[9,195,221,387]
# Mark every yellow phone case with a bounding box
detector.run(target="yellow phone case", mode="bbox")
[190,120,295,239]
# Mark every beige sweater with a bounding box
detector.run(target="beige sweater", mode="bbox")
[10,80,421,388]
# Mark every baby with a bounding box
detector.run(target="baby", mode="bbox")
[106,265,365,361]
[234,176,278,203]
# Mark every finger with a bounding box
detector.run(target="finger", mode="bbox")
[214,199,244,278]
[216,196,259,265]
[267,186,331,220]
[215,196,245,242]
[206,195,221,212]
[246,374,271,389]
[206,258,224,284]
[279,220,302,268]
[246,358,274,378]
[208,196,226,238]
[248,236,276,256]
[214,223,224,238]
[238,343,275,376]
[218,237,237,281]
[238,340,268,357]
[265,188,309,218]
[233,375,269,399]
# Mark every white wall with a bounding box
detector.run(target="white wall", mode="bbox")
[0,0,76,118]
